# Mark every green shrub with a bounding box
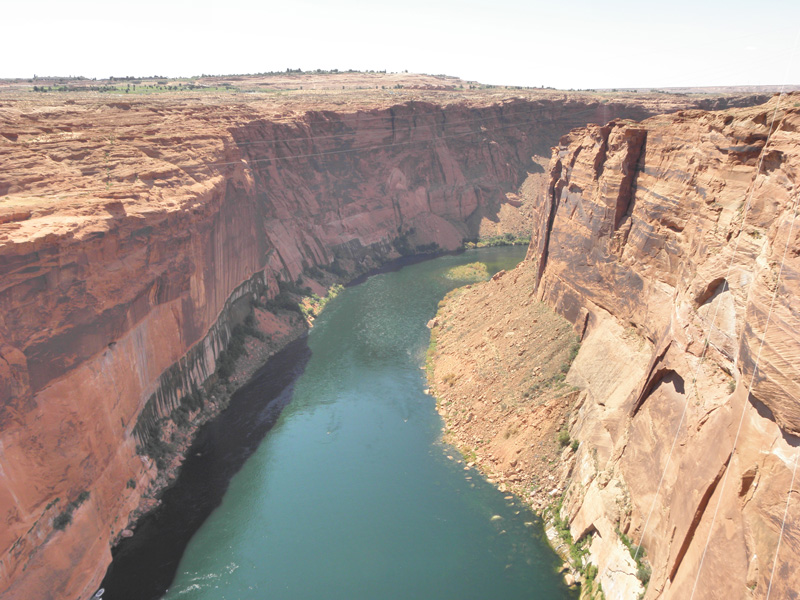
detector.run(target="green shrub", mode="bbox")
[242,316,265,341]
[549,496,604,596]
[445,262,490,282]
[52,491,90,531]
[263,291,303,315]
[137,436,175,470]
[617,528,651,589]
[585,563,598,589]
[322,261,347,278]
[557,428,571,447]
[216,349,235,380]
[53,511,72,531]
[637,563,651,587]
[568,341,581,362]
[213,304,274,381]
[415,242,439,253]
[392,233,414,256]
[183,388,204,411]
[304,265,325,280]
[462,234,531,249]
[170,404,191,428]
[278,279,311,296]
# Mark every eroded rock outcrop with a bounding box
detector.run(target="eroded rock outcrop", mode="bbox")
[429,93,800,599]
[0,91,727,600]
[525,95,800,598]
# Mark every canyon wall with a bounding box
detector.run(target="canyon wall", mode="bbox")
[522,95,800,598]
[0,92,724,600]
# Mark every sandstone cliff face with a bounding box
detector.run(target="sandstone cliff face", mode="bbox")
[527,95,800,598]
[0,92,712,600]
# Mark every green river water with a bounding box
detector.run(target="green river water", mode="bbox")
[161,247,575,600]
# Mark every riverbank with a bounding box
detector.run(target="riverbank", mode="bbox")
[110,253,422,547]
[107,244,566,594]
[101,335,314,600]
[102,245,574,600]
[427,261,580,510]
[117,305,310,541]
[426,259,591,590]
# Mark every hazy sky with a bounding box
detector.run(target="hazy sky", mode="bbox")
[6,0,800,88]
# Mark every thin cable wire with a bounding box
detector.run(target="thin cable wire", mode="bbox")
[689,158,800,600]
[633,90,789,563]
[766,452,800,599]
[687,25,800,593]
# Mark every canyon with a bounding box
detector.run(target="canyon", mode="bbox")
[0,83,776,599]
[430,94,800,598]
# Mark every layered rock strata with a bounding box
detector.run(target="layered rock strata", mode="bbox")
[433,94,800,598]
[0,91,736,600]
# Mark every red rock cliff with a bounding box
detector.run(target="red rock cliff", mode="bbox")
[527,94,800,598]
[0,92,724,600]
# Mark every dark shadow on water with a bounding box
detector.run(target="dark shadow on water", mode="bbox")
[345,250,463,287]
[100,337,312,600]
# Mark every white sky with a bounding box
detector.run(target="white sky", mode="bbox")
[5,0,800,89]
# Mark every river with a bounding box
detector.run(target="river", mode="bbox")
[101,247,576,600]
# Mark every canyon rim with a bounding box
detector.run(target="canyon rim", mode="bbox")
[429,94,800,599]
[0,76,793,599]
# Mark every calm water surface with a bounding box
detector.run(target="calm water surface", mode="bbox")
[105,247,575,600]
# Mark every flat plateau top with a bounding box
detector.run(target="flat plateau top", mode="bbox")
[0,73,779,249]
[0,71,769,117]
